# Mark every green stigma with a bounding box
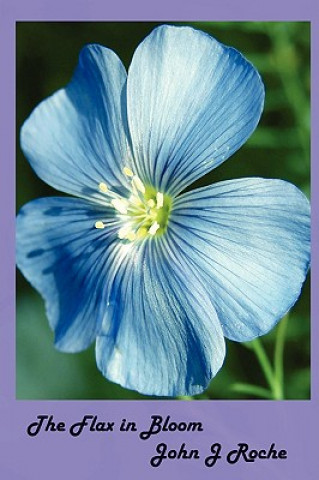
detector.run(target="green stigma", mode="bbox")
[137,185,173,238]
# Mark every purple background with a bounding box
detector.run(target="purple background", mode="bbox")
[0,0,318,478]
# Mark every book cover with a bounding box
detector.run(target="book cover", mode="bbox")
[0,1,317,478]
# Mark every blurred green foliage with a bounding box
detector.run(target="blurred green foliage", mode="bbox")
[16,22,310,400]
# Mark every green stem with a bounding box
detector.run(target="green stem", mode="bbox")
[273,314,289,400]
[244,315,288,400]
[246,338,276,395]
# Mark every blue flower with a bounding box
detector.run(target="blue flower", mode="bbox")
[16,25,310,397]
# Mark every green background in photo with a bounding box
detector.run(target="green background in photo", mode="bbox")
[16,22,310,400]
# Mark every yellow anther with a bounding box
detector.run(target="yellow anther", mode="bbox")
[127,231,136,242]
[129,194,142,206]
[136,227,148,238]
[109,171,170,242]
[111,198,128,215]
[123,167,134,177]
[99,182,108,193]
[156,192,164,209]
[95,221,105,229]
[118,226,136,241]
[149,221,160,236]
[132,175,146,194]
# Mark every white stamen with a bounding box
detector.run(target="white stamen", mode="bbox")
[123,167,134,177]
[132,175,146,194]
[95,221,105,229]
[99,182,108,193]
[156,192,164,209]
[118,226,136,241]
[149,221,160,236]
[147,199,155,208]
[111,198,128,214]
[118,225,131,239]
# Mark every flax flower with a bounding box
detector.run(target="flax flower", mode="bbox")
[16,25,310,396]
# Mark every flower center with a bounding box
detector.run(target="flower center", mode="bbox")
[94,167,172,242]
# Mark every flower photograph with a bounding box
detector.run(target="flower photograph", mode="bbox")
[16,22,310,400]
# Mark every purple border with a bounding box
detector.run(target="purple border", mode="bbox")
[1,1,318,479]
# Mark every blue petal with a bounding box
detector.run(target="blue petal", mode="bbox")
[127,25,264,196]
[16,197,119,351]
[96,238,225,396]
[20,45,130,200]
[171,178,310,341]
